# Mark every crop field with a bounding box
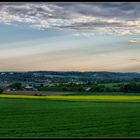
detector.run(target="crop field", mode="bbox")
[0,94,140,137]
[1,94,140,101]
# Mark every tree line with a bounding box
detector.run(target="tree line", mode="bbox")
[39,81,140,93]
[1,81,140,93]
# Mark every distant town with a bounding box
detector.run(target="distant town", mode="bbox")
[0,71,140,94]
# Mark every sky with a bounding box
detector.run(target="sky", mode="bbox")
[0,2,140,72]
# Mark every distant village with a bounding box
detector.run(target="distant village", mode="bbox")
[0,72,91,92]
[1,71,140,93]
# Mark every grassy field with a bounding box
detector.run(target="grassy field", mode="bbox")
[66,91,140,96]
[0,94,140,137]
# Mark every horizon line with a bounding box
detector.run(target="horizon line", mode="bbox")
[0,70,140,74]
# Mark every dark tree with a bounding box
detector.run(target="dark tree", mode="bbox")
[0,88,3,94]
[10,83,22,90]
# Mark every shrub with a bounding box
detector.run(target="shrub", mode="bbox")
[0,88,3,94]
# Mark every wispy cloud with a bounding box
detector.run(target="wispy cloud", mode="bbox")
[129,38,140,43]
[0,2,140,35]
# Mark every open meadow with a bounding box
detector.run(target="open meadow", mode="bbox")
[0,94,140,137]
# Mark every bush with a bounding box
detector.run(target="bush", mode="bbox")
[90,84,106,92]
[0,89,3,94]
[120,82,140,92]
[10,83,22,90]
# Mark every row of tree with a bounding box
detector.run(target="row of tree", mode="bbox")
[38,82,140,93]
[90,82,140,93]
[1,81,140,93]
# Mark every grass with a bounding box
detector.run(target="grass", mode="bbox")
[66,91,140,96]
[0,94,140,137]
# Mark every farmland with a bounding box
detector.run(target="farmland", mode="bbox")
[1,94,140,101]
[0,94,140,137]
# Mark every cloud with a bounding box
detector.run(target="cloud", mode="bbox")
[128,57,140,62]
[129,38,140,43]
[73,32,95,37]
[0,2,140,35]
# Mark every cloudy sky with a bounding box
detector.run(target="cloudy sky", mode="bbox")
[0,2,140,72]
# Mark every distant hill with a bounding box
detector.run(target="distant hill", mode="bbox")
[1,71,140,83]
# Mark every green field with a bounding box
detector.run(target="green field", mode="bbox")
[0,95,140,137]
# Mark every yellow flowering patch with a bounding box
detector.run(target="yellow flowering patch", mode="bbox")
[0,94,140,101]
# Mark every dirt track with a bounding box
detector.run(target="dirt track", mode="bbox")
[3,91,75,95]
